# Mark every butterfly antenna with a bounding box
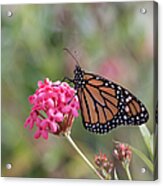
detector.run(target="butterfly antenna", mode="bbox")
[63,48,80,66]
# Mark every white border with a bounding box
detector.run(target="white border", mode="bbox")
[1,0,162,186]
[0,0,159,4]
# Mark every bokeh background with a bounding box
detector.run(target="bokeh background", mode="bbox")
[1,2,156,180]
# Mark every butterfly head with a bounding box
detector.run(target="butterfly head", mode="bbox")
[73,65,84,89]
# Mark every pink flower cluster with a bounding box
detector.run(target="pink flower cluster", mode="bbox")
[94,152,114,179]
[113,143,132,164]
[24,78,80,139]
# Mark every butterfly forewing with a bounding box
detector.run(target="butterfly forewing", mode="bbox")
[77,72,149,134]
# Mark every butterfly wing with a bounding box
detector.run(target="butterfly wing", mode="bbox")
[77,72,149,134]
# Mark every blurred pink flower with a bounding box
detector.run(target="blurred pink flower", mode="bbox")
[113,142,132,164]
[24,78,80,139]
[94,152,108,167]
[98,58,137,84]
[94,152,114,179]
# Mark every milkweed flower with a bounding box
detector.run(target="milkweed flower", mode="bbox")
[113,142,132,165]
[94,152,114,179]
[24,78,80,139]
[113,142,133,180]
[24,78,104,180]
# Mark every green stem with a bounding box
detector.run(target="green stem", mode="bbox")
[64,133,104,180]
[122,163,132,180]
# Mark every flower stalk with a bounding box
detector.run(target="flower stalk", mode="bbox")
[64,132,104,180]
[113,142,133,180]
[94,152,114,179]
[122,162,132,180]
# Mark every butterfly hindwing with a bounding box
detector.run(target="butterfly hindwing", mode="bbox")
[77,72,149,134]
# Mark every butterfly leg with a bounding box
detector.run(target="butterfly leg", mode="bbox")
[67,94,76,105]
[61,77,74,83]
[52,77,74,87]
[52,77,74,88]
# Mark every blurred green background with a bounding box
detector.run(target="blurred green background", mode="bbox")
[1,2,155,180]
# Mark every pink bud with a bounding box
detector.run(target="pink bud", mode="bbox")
[62,105,71,113]
[24,117,31,128]
[54,112,63,122]
[46,98,54,108]
[72,108,79,117]
[34,130,41,139]
[44,78,51,85]
[49,122,58,132]
[41,130,48,139]
[60,93,66,103]
[28,95,36,104]
[38,80,44,88]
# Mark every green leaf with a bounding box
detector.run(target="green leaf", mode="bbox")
[139,125,153,160]
[130,146,153,173]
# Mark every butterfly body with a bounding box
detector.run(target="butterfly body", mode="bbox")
[73,65,149,134]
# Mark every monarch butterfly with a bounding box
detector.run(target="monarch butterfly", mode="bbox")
[64,48,149,134]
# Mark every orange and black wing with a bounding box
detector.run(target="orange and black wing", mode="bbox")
[77,72,149,134]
